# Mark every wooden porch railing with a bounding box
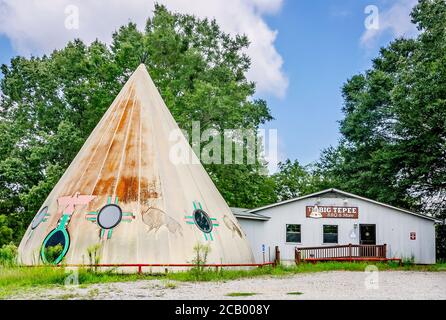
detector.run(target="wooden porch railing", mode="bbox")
[295,243,389,264]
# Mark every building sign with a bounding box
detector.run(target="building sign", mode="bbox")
[410,232,416,240]
[306,205,359,219]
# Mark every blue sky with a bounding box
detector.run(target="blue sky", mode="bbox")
[260,0,417,166]
[0,0,418,167]
[0,35,14,66]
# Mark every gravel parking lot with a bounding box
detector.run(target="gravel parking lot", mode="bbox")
[8,271,446,300]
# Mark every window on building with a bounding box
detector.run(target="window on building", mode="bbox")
[323,225,338,243]
[286,224,301,243]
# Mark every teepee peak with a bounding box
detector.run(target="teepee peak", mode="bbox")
[18,64,254,268]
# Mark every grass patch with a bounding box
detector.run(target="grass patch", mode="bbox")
[1,261,445,299]
[287,291,303,295]
[0,266,157,298]
[87,288,100,298]
[226,292,257,297]
[163,280,178,289]
[57,293,81,300]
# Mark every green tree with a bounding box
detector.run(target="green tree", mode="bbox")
[111,5,274,207]
[273,159,337,201]
[0,5,274,243]
[318,0,446,221]
[0,215,13,247]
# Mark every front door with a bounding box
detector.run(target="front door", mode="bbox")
[360,224,376,245]
[359,224,376,257]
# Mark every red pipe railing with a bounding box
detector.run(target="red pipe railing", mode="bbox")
[23,262,276,274]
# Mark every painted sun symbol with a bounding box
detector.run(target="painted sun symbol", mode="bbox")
[184,201,219,241]
[86,196,135,239]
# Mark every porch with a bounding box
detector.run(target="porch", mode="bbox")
[293,243,402,264]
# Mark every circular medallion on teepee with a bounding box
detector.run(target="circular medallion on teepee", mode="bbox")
[97,204,122,229]
[193,209,213,233]
[31,206,48,230]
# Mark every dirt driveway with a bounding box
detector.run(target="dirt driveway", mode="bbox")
[7,271,446,300]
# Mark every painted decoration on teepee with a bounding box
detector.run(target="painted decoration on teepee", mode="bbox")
[17,64,254,268]
[85,196,135,240]
[41,193,96,264]
[31,206,51,230]
[25,206,51,243]
[184,201,219,241]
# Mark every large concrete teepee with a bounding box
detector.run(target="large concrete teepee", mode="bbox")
[18,64,254,268]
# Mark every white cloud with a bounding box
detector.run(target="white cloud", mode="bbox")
[0,0,288,98]
[360,0,419,47]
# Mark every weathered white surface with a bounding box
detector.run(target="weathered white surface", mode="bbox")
[18,64,254,266]
[238,190,436,264]
[7,271,446,300]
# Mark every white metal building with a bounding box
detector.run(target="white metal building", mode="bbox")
[233,189,439,264]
